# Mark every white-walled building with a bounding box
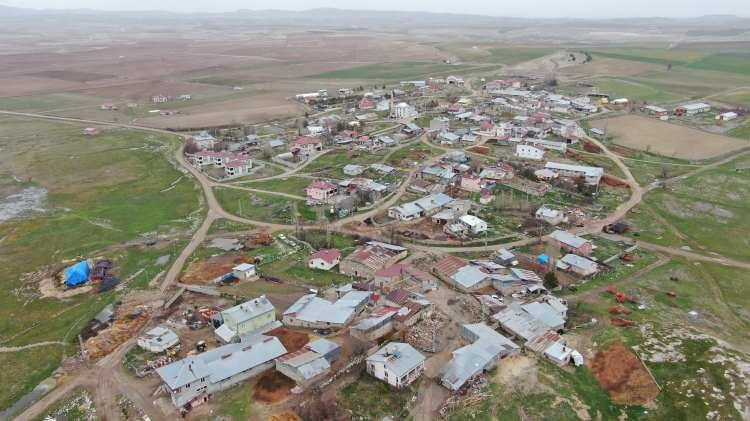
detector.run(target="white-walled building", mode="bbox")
[366,342,425,388]
[515,144,545,161]
[308,249,342,271]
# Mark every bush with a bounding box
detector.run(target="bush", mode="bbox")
[544,271,559,290]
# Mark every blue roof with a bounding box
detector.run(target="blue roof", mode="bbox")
[64,261,90,287]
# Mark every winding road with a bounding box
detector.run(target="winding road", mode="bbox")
[3,105,749,420]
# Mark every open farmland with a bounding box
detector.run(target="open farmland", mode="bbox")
[593,77,682,103]
[590,115,749,160]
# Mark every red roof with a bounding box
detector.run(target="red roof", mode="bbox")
[308,249,341,264]
[394,300,423,322]
[374,263,406,279]
[307,181,338,191]
[296,137,322,146]
[432,255,467,278]
[385,289,413,306]
[480,121,495,130]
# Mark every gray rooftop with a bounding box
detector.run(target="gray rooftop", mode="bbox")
[367,342,425,377]
[222,295,274,324]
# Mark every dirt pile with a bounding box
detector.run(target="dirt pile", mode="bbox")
[589,342,660,405]
[84,305,149,360]
[265,327,309,353]
[180,255,252,284]
[268,411,301,421]
[254,371,296,404]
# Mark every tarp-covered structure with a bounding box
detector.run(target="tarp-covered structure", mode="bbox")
[64,261,90,287]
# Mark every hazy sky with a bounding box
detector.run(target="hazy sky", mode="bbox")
[3,0,749,18]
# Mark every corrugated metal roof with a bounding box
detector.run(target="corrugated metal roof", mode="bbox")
[222,296,274,325]
[367,342,424,377]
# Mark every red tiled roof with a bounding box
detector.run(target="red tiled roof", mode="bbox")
[385,289,413,306]
[296,137,322,146]
[308,249,341,264]
[394,300,423,322]
[307,181,338,191]
[432,255,467,278]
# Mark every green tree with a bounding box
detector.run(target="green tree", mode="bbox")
[544,271,559,290]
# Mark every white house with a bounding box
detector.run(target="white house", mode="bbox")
[459,214,488,235]
[232,263,257,281]
[137,326,180,353]
[535,206,566,226]
[156,335,287,409]
[391,102,417,119]
[306,181,339,204]
[545,162,603,185]
[224,157,252,178]
[308,249,342,271]
[366,342,425,388]
[716,111,738,122]
[556,254,599,277]
[675,102,711,116]
[515,144,545,160]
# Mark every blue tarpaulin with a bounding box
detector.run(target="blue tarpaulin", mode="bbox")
[537,254,550,265]
[64,261,90,287]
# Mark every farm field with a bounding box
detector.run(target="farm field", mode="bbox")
[242,176,311,197]
[627,155,750,261]
[0,117,201,410]
[593,77,682,103]
[590,115,749,160]
[712,89,750,108]
[307,61,498,81]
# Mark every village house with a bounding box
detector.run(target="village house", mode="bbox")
[515,144,545,160]
[283,291,371,330]
[388,192,454,221]
[190,131,217,150]
[441,323,520,392]
[224,157,252,178]
[535,206,566,226]
[446,75,465,87]
[366,342,425,388]
[491,268,543,295]
[373,264,407,288]
[215,296,277,343]
[232,263,257,281]
[391,102,417,119]
[493,248,518,266]
[459,174,487,193]
[343,164,366,176]
[479,163,514,181]
[351,306,400,342]
[556,253,599,277]
[305,180,339,205]
[716,111,738,122]
[429,117,450,132]
[293,137,324,155]
[675,102,711,116]
[137,326,179,353]
[455,214,489,235]
[419,165,456,184]
[643,105,669,118]
[545,162,603,185]
[156,334,287,410]
[275,338,341,389]
[339,241,408,279]
[549,230,593,256]
[308,249,342,271]
[525,139,568,153]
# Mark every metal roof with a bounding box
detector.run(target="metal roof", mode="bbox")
[559,254,598,272]
[367,342,425,377]
[156,335,287,390]
[222,296,274,325]
[306,338,340,356]
[521,302,565,330]
[451,265,490,289]
[549,230,590,249]
[545,162,603,178]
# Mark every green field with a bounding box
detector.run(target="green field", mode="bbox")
[302,150,383,174]
[213,187,315,223]
[307,61,497,81]
[686,52,750,75]
[728,120,750,139]
[616,151,697,186]
[341,375,414,420]
[242,176,311,197]
[0,117,201,410]
[0,93,100,112]
[593,77,682,103]
[713,89,750,108]
[626,156,750,261]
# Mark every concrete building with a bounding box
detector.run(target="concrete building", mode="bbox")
[308,249,342,271]
[366,342,425,388]
[339,241,408,279]
[137,326,179,353]
[515,144,545,160]
[232,263,257,281]
[156,335,287,409]
[275,338,341,389]
[545,162,603,186]
[441,323,520,392]
[549,230,593,256]
[282,292,371,329]
[216,296,276,343]
[535,206,566,226]
[556,254,599,277]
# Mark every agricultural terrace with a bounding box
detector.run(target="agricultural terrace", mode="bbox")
[0,117,201,409]
[590,115,749,160]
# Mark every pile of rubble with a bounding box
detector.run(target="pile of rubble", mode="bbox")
[84,306,149,360]
[43,389,97,421]
[438,376,491,417]
[406,311,448,353]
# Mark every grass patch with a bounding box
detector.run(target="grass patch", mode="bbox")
[214,188,307,223]
[728,120,750,139]
[303,150,383,174]
[258,251,352,288]
[593,77,681,103]
[686,52,750,75]
[243,176,310,197]
[713,89,750,108]
[484,47,556,64]
[0,118,201,409]
[208,383,255,421]
[340,375,413,420]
